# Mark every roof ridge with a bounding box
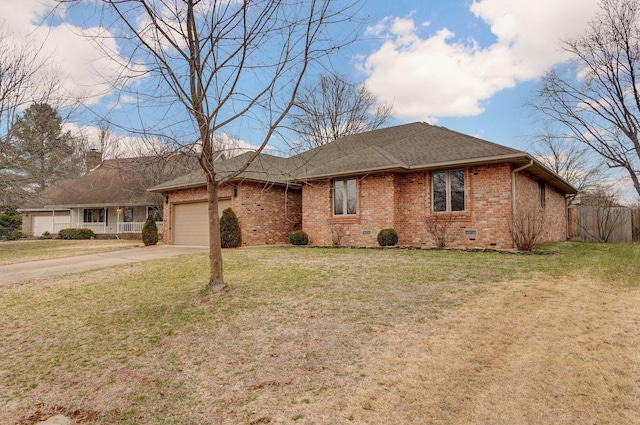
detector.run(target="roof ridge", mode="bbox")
[432,124,524,154]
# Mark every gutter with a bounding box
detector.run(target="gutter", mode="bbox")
[511,159,534,241]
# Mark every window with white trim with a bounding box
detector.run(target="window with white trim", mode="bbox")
[333,178,357,215]
[432,170,465,212]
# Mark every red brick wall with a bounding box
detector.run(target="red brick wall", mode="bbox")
[302,163,568,249]
[514,171,567,243]
[233,182,302,246]
[163,182,301,246]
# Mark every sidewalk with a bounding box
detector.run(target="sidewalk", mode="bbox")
[0,245,207,285]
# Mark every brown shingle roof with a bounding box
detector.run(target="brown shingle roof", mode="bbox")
[21,154,200,209]
[149,122,577,194]
[149,152,296,192]
[291,122,523,178]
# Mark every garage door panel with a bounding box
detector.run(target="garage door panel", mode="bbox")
[172,199,231,246]
[33,214,71,236]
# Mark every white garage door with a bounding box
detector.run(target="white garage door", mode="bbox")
[33,214,71,236]
[172,199,231,246]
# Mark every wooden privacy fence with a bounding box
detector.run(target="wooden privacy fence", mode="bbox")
[568,206,640,243]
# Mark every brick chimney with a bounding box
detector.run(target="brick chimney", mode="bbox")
[86,149,102,171]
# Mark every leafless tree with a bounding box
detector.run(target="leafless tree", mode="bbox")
[535,0,640,198]
[62,0,363,292]
[0,22,60,181]
[0,20,79,209]
[530,125,606,203]
[572,189,628,242]
[289,73,393,149]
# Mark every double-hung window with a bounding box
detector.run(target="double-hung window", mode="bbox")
[432,170,465,212]
[333,178,357,216]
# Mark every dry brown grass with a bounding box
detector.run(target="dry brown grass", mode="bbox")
[0,239,142,265]
[0,244,638,424]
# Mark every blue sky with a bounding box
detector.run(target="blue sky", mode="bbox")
[2,0,602,154]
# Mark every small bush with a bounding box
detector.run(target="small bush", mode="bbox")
[220,208,241,248]
[377,228,398,247]
[0,213,21,239]
[142,213,159,246]
[289,230,309,246]
[39,231,53,240]
[4,230,23,241]
[58,228,94,240]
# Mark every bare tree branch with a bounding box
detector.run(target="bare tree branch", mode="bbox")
[289,72,394,149]
[534,0,640,198]
[61,0,364,292]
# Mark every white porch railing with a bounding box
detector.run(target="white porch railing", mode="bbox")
[53,223,71,233]
[80,222,107,233]
[75,221,164,234]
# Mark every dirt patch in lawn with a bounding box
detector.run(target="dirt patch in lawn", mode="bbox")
[337,276,640,424]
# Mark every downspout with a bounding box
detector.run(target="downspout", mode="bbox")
[511,160,534,244]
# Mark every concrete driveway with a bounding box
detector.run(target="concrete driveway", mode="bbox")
[0,245,207,285]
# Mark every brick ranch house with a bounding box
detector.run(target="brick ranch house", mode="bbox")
[151,122,577,249]
[19,151,203,239]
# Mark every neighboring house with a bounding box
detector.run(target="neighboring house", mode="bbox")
[19,151,205,238]
[151,122,577,249]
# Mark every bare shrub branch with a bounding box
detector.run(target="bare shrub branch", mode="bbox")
[425,215,460,248]
[511,207,546,251]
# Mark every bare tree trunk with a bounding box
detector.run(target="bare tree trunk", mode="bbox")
[206,177,225,292]
[58,0,365,295]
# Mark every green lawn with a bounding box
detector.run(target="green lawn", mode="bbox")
[1,242,638,424]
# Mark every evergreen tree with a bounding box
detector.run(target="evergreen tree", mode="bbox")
[142,213,159,246]
[219,208,241,248]
[7,103,84,194]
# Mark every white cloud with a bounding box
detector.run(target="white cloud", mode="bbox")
[361,0,601,121]
[1,0,142,108]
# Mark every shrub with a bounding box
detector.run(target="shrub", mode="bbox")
[512,207,546,251]
[39,231,53,240]
[58,228,94,240]
[219,207,241,248]
[289,230,309,246]
[142,213,159,246]
[0,213,21,239]
[377,228,398,247]
[426,216,459,248]
[330,224,344,246]
[4,230,23,241]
